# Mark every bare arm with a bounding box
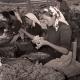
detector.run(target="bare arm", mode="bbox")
[46,41,68,55]
[32,36,69,55]
[34,24,71,55]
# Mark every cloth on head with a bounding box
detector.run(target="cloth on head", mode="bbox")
[0,14,7,21]
[25,13,41,27]
[43,6,69,31]
[49,6,69,25]
[14,11,22,23]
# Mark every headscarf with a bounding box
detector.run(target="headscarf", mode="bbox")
[0,14,7,21]
[49,6,69,25]
[43,6,69,31]
[14,11,22,23]
[25,13,41,27]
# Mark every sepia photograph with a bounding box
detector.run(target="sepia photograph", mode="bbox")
[0,0,80,80]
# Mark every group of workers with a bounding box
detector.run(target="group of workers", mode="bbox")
[0,1,76,80]
[7,3,72,68]
[0,2,73,70]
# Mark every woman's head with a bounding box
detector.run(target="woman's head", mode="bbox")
[39,6,69,28]
[25,13,41,27]
[39,7,57,27]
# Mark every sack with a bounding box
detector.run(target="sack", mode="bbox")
[0,58,65,80]
[45,51,72,69]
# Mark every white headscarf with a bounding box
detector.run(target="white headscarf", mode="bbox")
[49,6,69,25]
[0,14,7,21]
[14,11,22,23]
[25,13,41,27]
[43,6,69,31]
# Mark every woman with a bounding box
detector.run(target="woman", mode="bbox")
[11,13,45,57]
[24,13,44,36]
[32,6,72,67]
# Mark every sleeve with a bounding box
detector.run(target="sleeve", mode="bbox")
[60,24,72,50]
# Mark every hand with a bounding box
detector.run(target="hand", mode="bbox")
[35,39,48,49]
[32,35,47,49]
[32,35,41,44]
